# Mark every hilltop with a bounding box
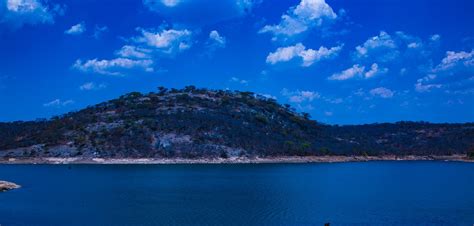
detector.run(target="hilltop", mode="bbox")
[0,86,473,161]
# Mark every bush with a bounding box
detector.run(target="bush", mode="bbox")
[468,147,474,159]
[255,114,269,124]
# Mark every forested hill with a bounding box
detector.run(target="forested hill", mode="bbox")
[1,86,473,159]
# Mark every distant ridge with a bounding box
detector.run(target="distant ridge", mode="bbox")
[1,86,473,159]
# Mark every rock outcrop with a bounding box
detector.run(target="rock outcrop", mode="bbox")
[0,86,473,158]
[0,180,21,192]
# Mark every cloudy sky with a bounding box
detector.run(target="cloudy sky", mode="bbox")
[0,0,473,124]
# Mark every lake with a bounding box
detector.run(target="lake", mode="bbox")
[0,161,473,225]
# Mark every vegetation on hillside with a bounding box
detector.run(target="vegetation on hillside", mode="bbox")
[0,86,473,159]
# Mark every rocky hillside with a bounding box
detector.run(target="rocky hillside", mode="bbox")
[0,86,473,159]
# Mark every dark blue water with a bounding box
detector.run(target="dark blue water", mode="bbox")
[1,162,473,226]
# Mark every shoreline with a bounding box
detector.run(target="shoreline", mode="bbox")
[0,155,472,164]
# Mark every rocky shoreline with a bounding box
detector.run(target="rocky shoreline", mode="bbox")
[0,180,21,192]
[0,155,471,164]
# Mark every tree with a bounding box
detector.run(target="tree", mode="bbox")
[301,112,310,120]
[184,85,196,92]
[157,86,167,95]
[468,146,474,159]
[220,150,229,159]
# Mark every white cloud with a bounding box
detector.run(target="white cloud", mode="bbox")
[208,30,226,48]
[259,0,337,39]
[354,31,398,62]
[281,88,320,103]
[205,30,226,56]
[414,74,442,92]
[370,87,394,98]
[72,26,194,76]
[267,44,305,64]
[328,64,365,80]
[1,0,63,28]
[299,45,343,66]
[43,99,74,107]
[230,77,249,85]
[65,22,86,35]
[364,63,388,78]
[430,34,441,42]
[266,43,342,67]
[407,42,421,49]
[73,58,154,75]
[434,50,474,72]
[79,82,106,91]
[353,31,442,70]
[415,82,442,93]
[115,45,152,59]
[329,63,388,80]
[416,50,474,93]
[131,27,192,55]
[160,0,179,7]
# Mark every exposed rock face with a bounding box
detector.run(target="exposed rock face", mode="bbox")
[0,87,473,158]
[0,180,20,192]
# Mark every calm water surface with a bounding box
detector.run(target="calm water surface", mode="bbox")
[0,161,473,226]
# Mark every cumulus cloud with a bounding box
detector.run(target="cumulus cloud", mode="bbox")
[415,76,443,93]
[1,0,64,28]
[328,64,365,81]
[354,31,398,62]
[329,63,388,81]
[115,45,152,59]
[353,31,441,69]
[43,99,74,107]
[364,63,388,78]
[259,0,337,40]
[415,50,474,93]
[205,30,226,56]
[370,87,394,98]
[79,82,106,91]
[266,43,342,67]
[281,88,320,103]
[434,50,474,72]
[208,30,226,48]
[131,27,192,55]
[73,58,154,75]
[72,25,193,75]
[64,21,86,35]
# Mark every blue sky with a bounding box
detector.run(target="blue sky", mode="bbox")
[0,0,473,124]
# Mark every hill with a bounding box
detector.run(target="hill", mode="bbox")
[1,86,473,160]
